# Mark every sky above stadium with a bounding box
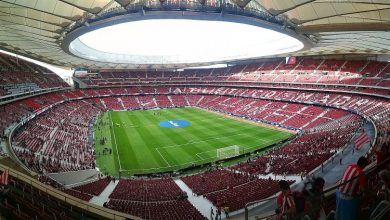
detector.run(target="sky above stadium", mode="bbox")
[73,19,304,64]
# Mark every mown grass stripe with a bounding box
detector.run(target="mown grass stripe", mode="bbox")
[119,112,163,170]
[94,107,293,176]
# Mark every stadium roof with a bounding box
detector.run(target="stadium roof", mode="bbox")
[0,0,390,69]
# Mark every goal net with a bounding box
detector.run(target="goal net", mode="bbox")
[217,145,241,159]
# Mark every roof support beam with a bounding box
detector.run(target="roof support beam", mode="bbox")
[270,0,316,17]
[0,11,65,27]
[314,1,390,7]
[0,0,77,21]
[231,0,252,9]
[0,18,61,33]
[113,0,133,8]
[0,25,58,39]
[0,31,57,43]
[0,35,58,45]
[57,0,102,14]
[295,7,390,25]
[297,22,390,33]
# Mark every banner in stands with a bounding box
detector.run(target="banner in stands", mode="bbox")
[286,56,296,65]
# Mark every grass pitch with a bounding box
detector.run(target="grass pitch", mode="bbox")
[93,107,293,176]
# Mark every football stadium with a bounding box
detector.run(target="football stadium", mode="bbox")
[0,1,389,220]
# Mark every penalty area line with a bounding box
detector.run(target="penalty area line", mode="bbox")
[155,148,171,167]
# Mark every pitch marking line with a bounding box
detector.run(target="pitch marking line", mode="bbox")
[155,148,172,167]
[159,131,254,149]
[195,107,297,134]
[122,137,285,173]
[195,145,253,159]
[109,111,122,171]
[195,153,204,160]
[159,133,274,150]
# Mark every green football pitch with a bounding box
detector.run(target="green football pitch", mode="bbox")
[93,107,293,176]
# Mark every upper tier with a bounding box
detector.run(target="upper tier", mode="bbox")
[0,53,69,98]
[75,58,390,89]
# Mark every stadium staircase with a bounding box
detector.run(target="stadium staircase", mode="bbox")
[333,60,346,75]
[100,99,107,109]
[90,179,119,206]
[196,96,205,105]
[167,96,175,106]
[358,60,371,75]
[135,97,141,107]
[315,59,326,71]
[301,109,329,128]
[39,126,59,153]
[118,97,126,109]
[174,179,218,219]
[308,114,353,132]
[184,96,191,106]
[279,105,307,124]
[152,97,158,106]
[270,60,283,74]
[376,63,389,77]
[289,58,305,75]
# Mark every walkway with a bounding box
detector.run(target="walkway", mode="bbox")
[89,179,119,206]
[174,179,217,219]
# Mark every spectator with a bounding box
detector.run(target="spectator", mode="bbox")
[275,180,296,220]
[210,207,214,220]
[374,145,389,169]
[304,177,326,220]
[216,206,222,220]
[224,206,230,218]
[336,156,369,220]
[375,169,390,202]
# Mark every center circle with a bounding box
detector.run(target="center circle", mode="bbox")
[159,120,191,128]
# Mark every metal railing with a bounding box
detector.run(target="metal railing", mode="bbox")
[0,164,140,220]
[244,157,390,220]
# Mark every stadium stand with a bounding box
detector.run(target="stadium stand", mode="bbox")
[1,0,390,219]
[71,176,112,196]
[0,85,387,176]
[181,168,294,212]
[12,99,100,173]
[0,54,68,98]
[205,178,294,212]
[109,178,184,202]
[0,59,389,219]
[0,165,134,220]
[181,169,254,195]
[75,59,390,93]
[107,199,207,220]
[107,178,206,219]
[58,177,112,202]
[63,188,94,202]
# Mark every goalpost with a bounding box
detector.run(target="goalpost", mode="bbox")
[216,145,241,159]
